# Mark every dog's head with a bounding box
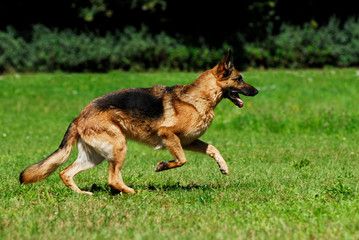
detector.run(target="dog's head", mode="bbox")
[214,49,258,108]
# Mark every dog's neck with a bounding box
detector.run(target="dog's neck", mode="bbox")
[173,70,223,125]
[188,70,224,109]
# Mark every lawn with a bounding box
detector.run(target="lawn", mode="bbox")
[1,69,359,239]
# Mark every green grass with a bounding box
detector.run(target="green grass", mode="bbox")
[1,69,359,239]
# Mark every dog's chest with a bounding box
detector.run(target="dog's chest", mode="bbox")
[180,109,215,144]
[160,93,216,145]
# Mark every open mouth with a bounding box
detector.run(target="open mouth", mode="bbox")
[227,90,244,108]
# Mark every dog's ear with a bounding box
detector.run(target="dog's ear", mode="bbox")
[216,48,233,78]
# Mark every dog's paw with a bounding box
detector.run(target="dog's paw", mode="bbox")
[126,188,136,194]
[80,190,94,195]
[220,167,229,175]
[155,161,169,172]
[111,186,136,194]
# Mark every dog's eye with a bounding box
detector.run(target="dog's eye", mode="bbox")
[235,76,243,82]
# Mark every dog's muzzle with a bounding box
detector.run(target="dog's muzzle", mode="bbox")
[224,87,258,108]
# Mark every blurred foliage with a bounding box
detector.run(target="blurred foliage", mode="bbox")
[70,0,167,22]
[0,25,227,73]
[73,0,111,22]
[245,17,359,68]
[1,16,359,72]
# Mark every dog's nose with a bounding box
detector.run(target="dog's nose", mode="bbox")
[251,88,259,96]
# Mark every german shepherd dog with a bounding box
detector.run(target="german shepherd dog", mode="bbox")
[20,49,258,194]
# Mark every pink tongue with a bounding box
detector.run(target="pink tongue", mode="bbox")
[236,97,244,108]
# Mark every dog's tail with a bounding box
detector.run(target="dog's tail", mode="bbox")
[20,119,79,184]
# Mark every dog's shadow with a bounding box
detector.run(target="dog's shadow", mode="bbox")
[144,182,224,192]
[85,182,224,195]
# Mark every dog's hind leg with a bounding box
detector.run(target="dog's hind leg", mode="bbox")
[106,135,135,194]
[155,130,187,172]
[77,126,134,194]
[59,138,104,195]
[183,139,229,175]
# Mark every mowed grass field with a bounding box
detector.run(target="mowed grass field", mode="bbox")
[1,69,359,239]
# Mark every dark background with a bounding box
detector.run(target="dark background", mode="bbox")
[1,0,358,44]
[1,0,358,72]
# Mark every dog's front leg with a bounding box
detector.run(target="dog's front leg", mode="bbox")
[184,139,229,175]
[155,129,187,172]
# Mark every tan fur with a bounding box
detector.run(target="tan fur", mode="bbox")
[19,49,258,194]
